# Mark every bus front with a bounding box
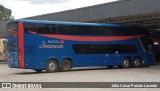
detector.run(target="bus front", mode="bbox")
[6,21,24,68]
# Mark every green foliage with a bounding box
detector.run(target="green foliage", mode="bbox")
[0,4,14,21]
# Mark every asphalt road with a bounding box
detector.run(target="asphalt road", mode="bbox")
[0,62,160,91]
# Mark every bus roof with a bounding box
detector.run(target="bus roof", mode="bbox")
[14,19,123,27]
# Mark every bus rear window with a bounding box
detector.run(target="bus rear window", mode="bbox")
[6,22,18,34]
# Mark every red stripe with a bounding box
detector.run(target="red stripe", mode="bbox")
[28,31,37,34]
[18,22,25,68]
[40,34,144,42]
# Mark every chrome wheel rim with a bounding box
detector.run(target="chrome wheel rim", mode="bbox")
[48,63,56,71]
[134,60,140,66]
[124,60,130,67]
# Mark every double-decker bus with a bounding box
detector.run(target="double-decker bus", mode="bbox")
[6,19,154,73]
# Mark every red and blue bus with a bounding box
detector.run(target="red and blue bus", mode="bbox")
[6,19,154,73]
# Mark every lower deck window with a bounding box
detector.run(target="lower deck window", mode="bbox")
[72,44,138,54]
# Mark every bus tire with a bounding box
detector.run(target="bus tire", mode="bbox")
[46,60,58,73]
[132,57,141,68]
[119,58,131,68]
[34,69,43,73]
[60,59,72,72]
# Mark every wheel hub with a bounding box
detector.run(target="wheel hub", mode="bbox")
[124,60,129,67]
[49,63,56,71]
[134,60,140,66]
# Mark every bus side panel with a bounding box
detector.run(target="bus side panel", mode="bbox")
[34,35,47,69]
[72,38,148,67]
[146,53,154,65]
[34,35,63,69]
[34,35,76,69]
[24,34,36,69]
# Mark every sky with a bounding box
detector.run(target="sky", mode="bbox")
[0,0,118,19]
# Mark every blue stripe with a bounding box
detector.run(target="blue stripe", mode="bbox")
[15,19,123,27]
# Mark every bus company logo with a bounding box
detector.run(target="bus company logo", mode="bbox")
[39,41,64,49]
[61,40,64,44]
[48,40,64,44]
[2,83,11,88]
[1,83,42,88]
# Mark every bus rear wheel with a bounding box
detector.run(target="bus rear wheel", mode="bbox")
[46,60,58,73]
[59,59,72,72]
[119,58,131,68]
[132,57,141,68]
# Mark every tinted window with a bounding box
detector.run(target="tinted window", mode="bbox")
[6,22,18,34]
[76,25,147,36]
[56,25,76,35]
[141,37,154,52]
[76,26,114,35]
[24,23,36,34]
[109,27,147,36]
[24,23,76,34]
[36,24,50,34]
[23,23,148,36]
[72,44,138,54]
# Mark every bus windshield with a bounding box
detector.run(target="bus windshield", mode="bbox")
[6,22,18,52]
[6,22,18,34]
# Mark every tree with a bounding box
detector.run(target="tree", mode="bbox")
[0,4,14,21]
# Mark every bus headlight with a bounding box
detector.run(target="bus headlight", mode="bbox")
[153,41,159,45]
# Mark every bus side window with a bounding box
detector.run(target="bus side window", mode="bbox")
[56,25,76,35]
[36,24,45,34]
[50,25,57,34]
[43,25,51,34]
[24,23,36,34]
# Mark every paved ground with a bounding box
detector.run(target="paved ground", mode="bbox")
[0,62,160,91]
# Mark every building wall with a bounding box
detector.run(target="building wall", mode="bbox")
[0,21,7,38]
[27,0,160,22]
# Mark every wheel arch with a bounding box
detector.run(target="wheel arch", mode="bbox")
[47,57,59,65]
[123,56,132,61]
[134,56,142,60]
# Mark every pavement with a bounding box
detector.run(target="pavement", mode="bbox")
[0,62,160,91]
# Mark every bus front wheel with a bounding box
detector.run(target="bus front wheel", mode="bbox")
[46,60,58,73]
[59,59,72,72]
